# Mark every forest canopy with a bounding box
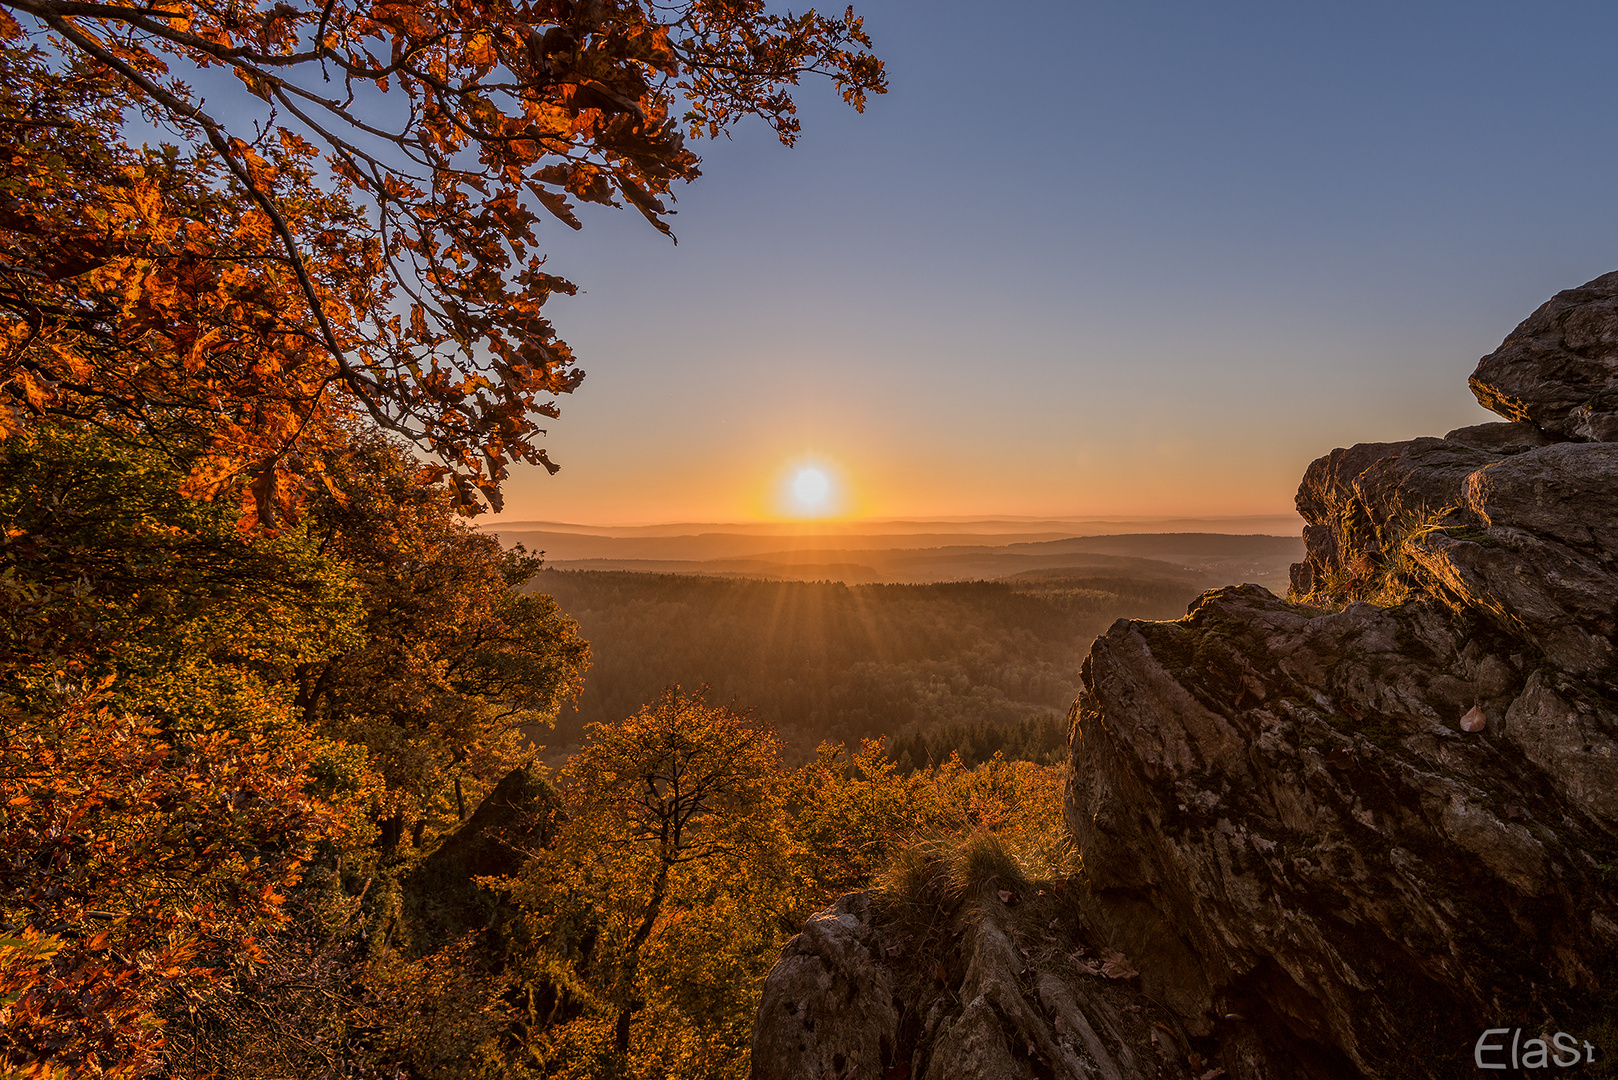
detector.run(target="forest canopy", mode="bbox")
[532,568,1206,767]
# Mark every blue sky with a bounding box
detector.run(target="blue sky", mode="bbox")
[495,0,1618,524]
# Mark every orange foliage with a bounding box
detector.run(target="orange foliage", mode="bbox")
[0,685,338,1077]
[0,0,885,519]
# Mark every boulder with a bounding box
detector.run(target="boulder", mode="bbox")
[1066,271,1618,1078]
[748,894,902,1080]
[403,766,558,950]
[1470,270,1618,440]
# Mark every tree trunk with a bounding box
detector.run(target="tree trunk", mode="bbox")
[377,812,405,853]
[613,860,670,1060]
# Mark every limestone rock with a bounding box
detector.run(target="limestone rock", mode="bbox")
[1062,273,1618,1077]
[1441,421,1559,454]
[1291,434,1618,674]
[1288,437,1494,599]
[404,766,558,949]
[1470,270,1618,440]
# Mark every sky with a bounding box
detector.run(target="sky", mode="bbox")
[491,0,1618,527]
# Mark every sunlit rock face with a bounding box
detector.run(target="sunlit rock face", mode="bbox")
[1470,269,1618,441]
[752,274,1618,1080]
[1069,271,1618,1079]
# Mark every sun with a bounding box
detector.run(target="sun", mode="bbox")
[792,467,831,509]
[770,459,849,519]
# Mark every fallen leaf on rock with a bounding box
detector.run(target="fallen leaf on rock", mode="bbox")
[1460,705,1486,733]
[997,888,1016,904]
[1101,948,1139,979]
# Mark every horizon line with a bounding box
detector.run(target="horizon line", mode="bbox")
[478,514,1300,534]
[481,511,1302,532]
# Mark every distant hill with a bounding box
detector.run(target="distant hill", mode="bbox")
[491,527,1304,590]
[487,514,1301,540]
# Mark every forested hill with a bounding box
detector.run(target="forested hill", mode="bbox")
[531,566,1217,767]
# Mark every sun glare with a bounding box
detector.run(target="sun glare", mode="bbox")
[792,468,830,507]
[770,459,849,519]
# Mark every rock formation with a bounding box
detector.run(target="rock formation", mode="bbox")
[750,273,1618,1079]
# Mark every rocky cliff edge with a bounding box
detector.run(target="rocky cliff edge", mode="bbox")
[749,273,1618,1080]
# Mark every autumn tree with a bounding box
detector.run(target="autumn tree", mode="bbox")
[0,0,885,517]
[0,421,376,1076]
[0,686,348,1079]
[0,419,585,1075]
[542,689,786,1070]
[293,426,590,847]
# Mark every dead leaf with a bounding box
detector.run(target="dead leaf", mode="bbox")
[997,888,1015,904]
[1101,948,1139,980]
[1460,704,1486,733]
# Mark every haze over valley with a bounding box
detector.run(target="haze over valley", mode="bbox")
[489,520,1305,766]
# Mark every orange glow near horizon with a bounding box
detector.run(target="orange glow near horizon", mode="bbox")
[490,412,1345,528]
[492,439,1309,528]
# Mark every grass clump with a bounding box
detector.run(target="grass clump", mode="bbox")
[948,831,1031,901]
[872,754,1077,919]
